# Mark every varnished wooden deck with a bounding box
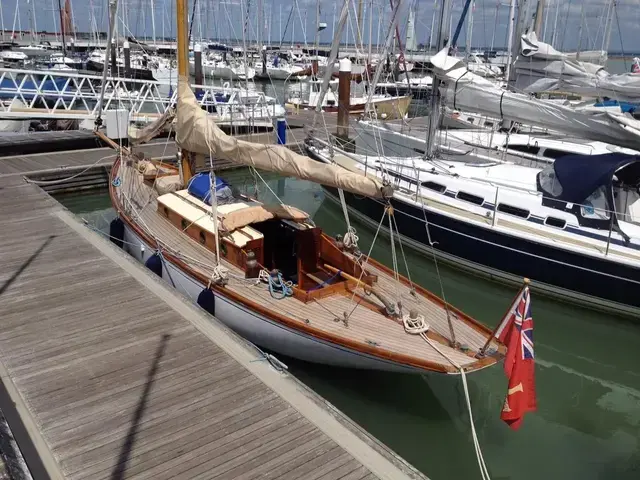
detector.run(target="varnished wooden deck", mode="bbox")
[0,175,425,480]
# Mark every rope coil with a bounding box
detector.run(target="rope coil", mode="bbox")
[402,310,430,335]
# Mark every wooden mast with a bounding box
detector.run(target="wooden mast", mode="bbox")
[176,0,194,184]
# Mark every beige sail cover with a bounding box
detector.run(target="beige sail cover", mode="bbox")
[175,77,388,199]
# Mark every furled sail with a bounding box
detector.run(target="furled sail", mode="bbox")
[175,77,391,198]
[430,49,640,151]
[514,32,640,101]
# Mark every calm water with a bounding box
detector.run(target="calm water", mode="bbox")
[58,173,640,480]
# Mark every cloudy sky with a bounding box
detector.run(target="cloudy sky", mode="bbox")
[3,0,639,52]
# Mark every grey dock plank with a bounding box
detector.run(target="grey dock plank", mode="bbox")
[0,176,426,480]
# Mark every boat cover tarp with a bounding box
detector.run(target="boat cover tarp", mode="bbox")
[221,204,309,231]
[187,172,234,205]
[0,76,71,100]
[553,153,640,203]
[175,76,391,199]
[430,48,640,151]
[514,32,640,102]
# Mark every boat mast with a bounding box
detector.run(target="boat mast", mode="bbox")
[533,0,546,36]
[176,0,194,184]
[314,0,320,57]
[150,0,156,46]
[465,1,473,57]
[29,0,38,44]
[576,1,586,61]
[504,0,516,83]
[424,0,452,159]
[551,0,560,46]
[602,0,615,53]
[357,0,364,57]
[57,0,67,58]
[367,0,373,64]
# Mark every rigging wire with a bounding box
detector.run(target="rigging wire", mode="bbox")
[613,1,628,71]
[187,0,198,48]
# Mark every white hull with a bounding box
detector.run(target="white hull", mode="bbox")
[121,223,424,373]
[194,63,256,80]
[257,67,307,81]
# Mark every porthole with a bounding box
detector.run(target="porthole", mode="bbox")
[456,191,484,206]
[497,203,530,218]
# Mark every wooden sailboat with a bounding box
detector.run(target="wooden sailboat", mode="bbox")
[105,0,505,375]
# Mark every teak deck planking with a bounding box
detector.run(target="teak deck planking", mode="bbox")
[0,175,424,480]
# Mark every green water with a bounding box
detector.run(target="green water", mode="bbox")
[57,175,640,480]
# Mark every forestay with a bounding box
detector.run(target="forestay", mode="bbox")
[175,77,391,199]
[514,32,640,101]
[430,48,640,151]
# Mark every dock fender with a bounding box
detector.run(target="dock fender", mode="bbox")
[109,218,125,249]
[197,288,216,316]
[145,253,163,277]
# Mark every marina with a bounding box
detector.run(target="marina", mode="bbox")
[0,0,639,478]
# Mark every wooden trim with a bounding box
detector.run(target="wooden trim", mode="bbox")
[110,158,502,374]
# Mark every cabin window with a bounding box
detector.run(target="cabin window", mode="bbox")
[542,148,568,160]
[467,117,475,124]
[456,191,484,206]
[580,186,611,221]
[163,206,169,217]
[497,203,530,218]
[538,165,563,197]
[421,181,446,193]
[485,122,494,128]
[220,242,228,257]
[199,230,206,244]
[181,219,189,231]
[545,217,566,229]
[508,144,540,155]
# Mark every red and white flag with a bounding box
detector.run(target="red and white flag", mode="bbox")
[494,286,536,430]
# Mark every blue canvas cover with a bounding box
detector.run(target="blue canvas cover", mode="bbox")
[187,172,234,205]
[0,77,70,101]
[552,153,640,203]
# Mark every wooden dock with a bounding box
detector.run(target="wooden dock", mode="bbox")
[0,129,309,178]
[0,169,426,478]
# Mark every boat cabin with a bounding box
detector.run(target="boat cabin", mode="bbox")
[538,153,640,231]
[156,173,376,303]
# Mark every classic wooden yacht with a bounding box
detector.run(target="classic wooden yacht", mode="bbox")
[105,0,506,375]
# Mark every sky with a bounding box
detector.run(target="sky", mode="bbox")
[2,0,639,53]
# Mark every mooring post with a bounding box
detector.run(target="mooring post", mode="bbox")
[337,57,352,147]
[261,46,268,78]
[194,43,203,96]
[123,41,131,78]
[110,38,118,76]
